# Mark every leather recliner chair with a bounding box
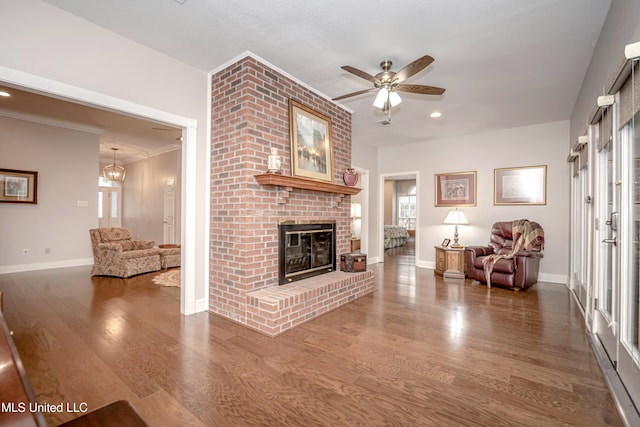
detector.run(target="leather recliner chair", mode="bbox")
[465,221,544,290]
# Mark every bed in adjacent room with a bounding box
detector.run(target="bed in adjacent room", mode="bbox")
[384,225,410,249]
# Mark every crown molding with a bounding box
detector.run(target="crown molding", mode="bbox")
[0,108,104,134]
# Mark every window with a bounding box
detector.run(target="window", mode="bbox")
[398,186,416,230]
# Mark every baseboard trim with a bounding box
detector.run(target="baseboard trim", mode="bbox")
[194,298,209,313]
[367,256,381,265]
[0,258,93,275]
[588,333,640,427]
[538,272,567,284]
[417,260,435,269]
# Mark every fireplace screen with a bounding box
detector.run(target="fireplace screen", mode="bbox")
[278,222,336,285]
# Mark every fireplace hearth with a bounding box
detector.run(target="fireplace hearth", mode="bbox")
[278,221,336,285]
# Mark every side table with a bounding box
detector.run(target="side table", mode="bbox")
[434,246,466,279]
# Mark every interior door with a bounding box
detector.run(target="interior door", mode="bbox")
[98,186,121,228]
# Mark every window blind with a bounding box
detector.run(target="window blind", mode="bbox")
[618,60,639,129]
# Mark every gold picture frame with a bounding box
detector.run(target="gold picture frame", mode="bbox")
[288,99,333,183]
[494,165,547,205]
[435,171,477,207]
[0,168,38,204]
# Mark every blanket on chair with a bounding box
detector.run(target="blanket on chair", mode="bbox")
[482,219,544,288]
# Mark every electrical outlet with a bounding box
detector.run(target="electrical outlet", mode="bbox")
[22,249,29,255]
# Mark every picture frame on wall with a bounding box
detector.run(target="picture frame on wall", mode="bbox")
[0,168,38,204]
[288,99,333,183]
[494,165,547,205]
[434,171,477,207]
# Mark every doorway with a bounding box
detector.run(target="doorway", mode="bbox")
[379,172,419,266]
[0,68,200,315]
[98,183,121,228]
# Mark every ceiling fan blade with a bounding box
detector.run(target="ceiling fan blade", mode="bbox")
[341,66,380,84]
[393,55,435,83]
[396,84,445,95]
[332,88,376,101]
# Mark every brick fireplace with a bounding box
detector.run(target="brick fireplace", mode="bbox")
[209,53,373,336]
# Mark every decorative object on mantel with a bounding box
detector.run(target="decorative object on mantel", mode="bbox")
[343,168,359,186]
[0,168,38,204]
[443,208,469,248]
[266,147,282,174]
[289,99,334,183]
[103,147,126,182]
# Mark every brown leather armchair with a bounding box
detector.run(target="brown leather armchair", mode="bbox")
[465,220,544,290]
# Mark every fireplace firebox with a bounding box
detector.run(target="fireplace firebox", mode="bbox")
[278,221,336,285]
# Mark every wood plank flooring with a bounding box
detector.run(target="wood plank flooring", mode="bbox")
[0,249,623,426]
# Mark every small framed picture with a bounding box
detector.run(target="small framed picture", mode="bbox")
[435,171,476,207]
[441,238,451,247]
[0,168,38,204]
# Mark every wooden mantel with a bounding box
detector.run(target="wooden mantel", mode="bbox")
[254,174,361,196]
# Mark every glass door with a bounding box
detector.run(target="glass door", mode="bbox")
[616,112,640,404]
[594,130,619,364]
[98,185,121,228]
[577,166,590,308]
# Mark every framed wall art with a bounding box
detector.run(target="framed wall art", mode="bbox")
[494,165,546,205]
[289,99,333,183]
[0,168,38,204]
[435,171,476,207]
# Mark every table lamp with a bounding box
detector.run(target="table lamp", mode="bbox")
[443,208,468,248]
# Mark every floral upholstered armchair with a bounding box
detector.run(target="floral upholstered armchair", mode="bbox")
[89,228,161,278]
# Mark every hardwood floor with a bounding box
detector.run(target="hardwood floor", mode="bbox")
[0,255,623,426]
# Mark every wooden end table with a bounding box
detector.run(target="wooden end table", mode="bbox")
[434,245,466,279]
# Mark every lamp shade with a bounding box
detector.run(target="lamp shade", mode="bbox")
[388,91,402,107]
[373,88,389,108]
[443,209,468,225]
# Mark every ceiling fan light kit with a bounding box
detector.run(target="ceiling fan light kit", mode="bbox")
[333,54,445,113]
[373,88,389,108]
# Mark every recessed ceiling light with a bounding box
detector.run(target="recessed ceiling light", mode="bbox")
[0,91,10,97]
[430,111,442,118]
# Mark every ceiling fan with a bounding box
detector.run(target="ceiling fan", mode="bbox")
[333,55,445,113]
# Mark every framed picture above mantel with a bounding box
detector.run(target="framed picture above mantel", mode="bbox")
[0,168,38,204]
[288,99,334,183]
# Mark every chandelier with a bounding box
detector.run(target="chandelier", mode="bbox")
[103,148,126,182]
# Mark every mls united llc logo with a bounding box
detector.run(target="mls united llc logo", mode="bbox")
[2,401,89,414]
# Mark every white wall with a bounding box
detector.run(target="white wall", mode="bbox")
[123,150,181,244]
[570,0,640,143]
[352,138,379,261]
[0,1,210,311]
[377,120,570,281]
[0,116,99,271]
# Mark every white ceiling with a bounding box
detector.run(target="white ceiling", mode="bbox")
[4,0,613,161]
[0,86,182,164]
